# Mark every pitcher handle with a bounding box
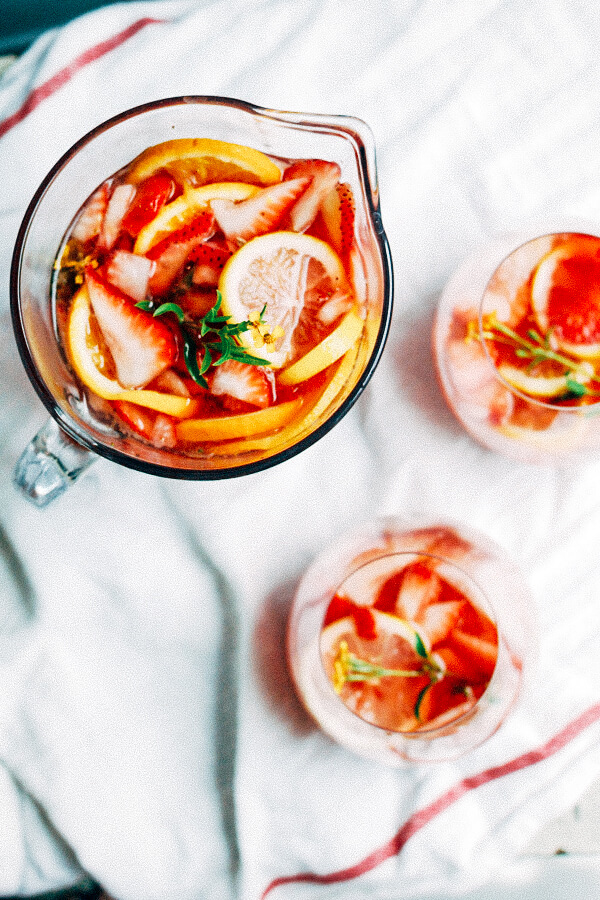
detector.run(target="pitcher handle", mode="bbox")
[13,418,96,507]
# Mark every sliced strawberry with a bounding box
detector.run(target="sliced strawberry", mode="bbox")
[121,171,176,237]
[152,368,190,397]
[178,289,217,320]
[417,599,465,646]
[147,210,215,295]
[284,159,341,232]
[445,630,498,680]
[113,399,155,438]
[210,177,310,245]
[396,565,441,621]
[105,249,154,303]
[72,183,110,244]
[319,181,356,259]
[97,183,136,251]
[189,240,233,286]
[151,413,177,448]
[85,267,176,389]
[209,359,274,409]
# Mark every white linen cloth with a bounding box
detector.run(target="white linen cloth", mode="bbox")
[1,1,600,897]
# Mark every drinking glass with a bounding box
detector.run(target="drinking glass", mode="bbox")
[287,517,533,764]
[433,227,600,464]
[11,96,393,505]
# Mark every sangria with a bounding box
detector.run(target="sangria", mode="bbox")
[434,230,600,464]
[11,98,392,503]
[287,519,532,764]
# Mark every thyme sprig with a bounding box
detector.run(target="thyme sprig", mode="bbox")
[470,313,600,399]
[137,291,274,389]
[332,629,446,722]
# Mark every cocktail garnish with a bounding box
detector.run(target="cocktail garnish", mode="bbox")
[137,291,277,388]
[468,312,600,399]
[332,633,446,721]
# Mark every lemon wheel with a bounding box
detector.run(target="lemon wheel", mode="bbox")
[219,230,351,368]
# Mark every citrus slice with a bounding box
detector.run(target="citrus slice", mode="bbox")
[67,286,200,418]
[175,398,303,443]
[320,610,429,733]
[204,340,361,456]
[134,182,260,255]
[219,231,351,369]
[497,361,594,398]
[128,138,282,187]
[531,236,600,359]
[278,306,363,385]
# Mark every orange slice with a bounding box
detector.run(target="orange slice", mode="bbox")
[133,182,260,255]
[204,340,361,456]
[175,398,303,443]
[128,138,282,187]
[67,286,200,418]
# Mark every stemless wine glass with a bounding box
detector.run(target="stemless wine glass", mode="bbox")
[11,96,393,506]
[433,226,600,464]
[287,517,533,764]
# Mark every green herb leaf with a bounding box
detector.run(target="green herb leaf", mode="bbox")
[153,301,185,323]
[414,631,428,659]
[414,682,433,721]
[183,330,207,389]
[565,377,588,397]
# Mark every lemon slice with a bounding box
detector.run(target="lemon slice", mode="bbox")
[67,286,200,418]
[497,361,594,398]
[175,398,303,443]
[278,306,363,385]
[134,182,260,255]
[128,138,282,187]
[219,231,350,368]
[321,610,423,660]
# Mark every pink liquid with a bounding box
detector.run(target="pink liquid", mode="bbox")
[287,520,531,764]
[433,231,600,464]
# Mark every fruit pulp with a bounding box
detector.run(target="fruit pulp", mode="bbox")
[434,232,600,464]
[320,555,498,734]
[51,139,369,461]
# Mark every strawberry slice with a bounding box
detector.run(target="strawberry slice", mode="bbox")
[98,183,136,251]
[284,159,341,232]
[105,249,154,303]
[85,267,176,389]
[121,171,176,237]
[210,177,310,245]
[319,181,356,260]
[209,359,274,409]
[113,399,154,438]
[72,183,109,244]
[417,599,465,646]
[146,210,215,295]
[189,240,232,286]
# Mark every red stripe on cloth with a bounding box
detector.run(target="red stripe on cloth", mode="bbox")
[261,701,600,898]
[0,17,166,140]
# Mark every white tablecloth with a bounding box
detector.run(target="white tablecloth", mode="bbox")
[1,1,600,898]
